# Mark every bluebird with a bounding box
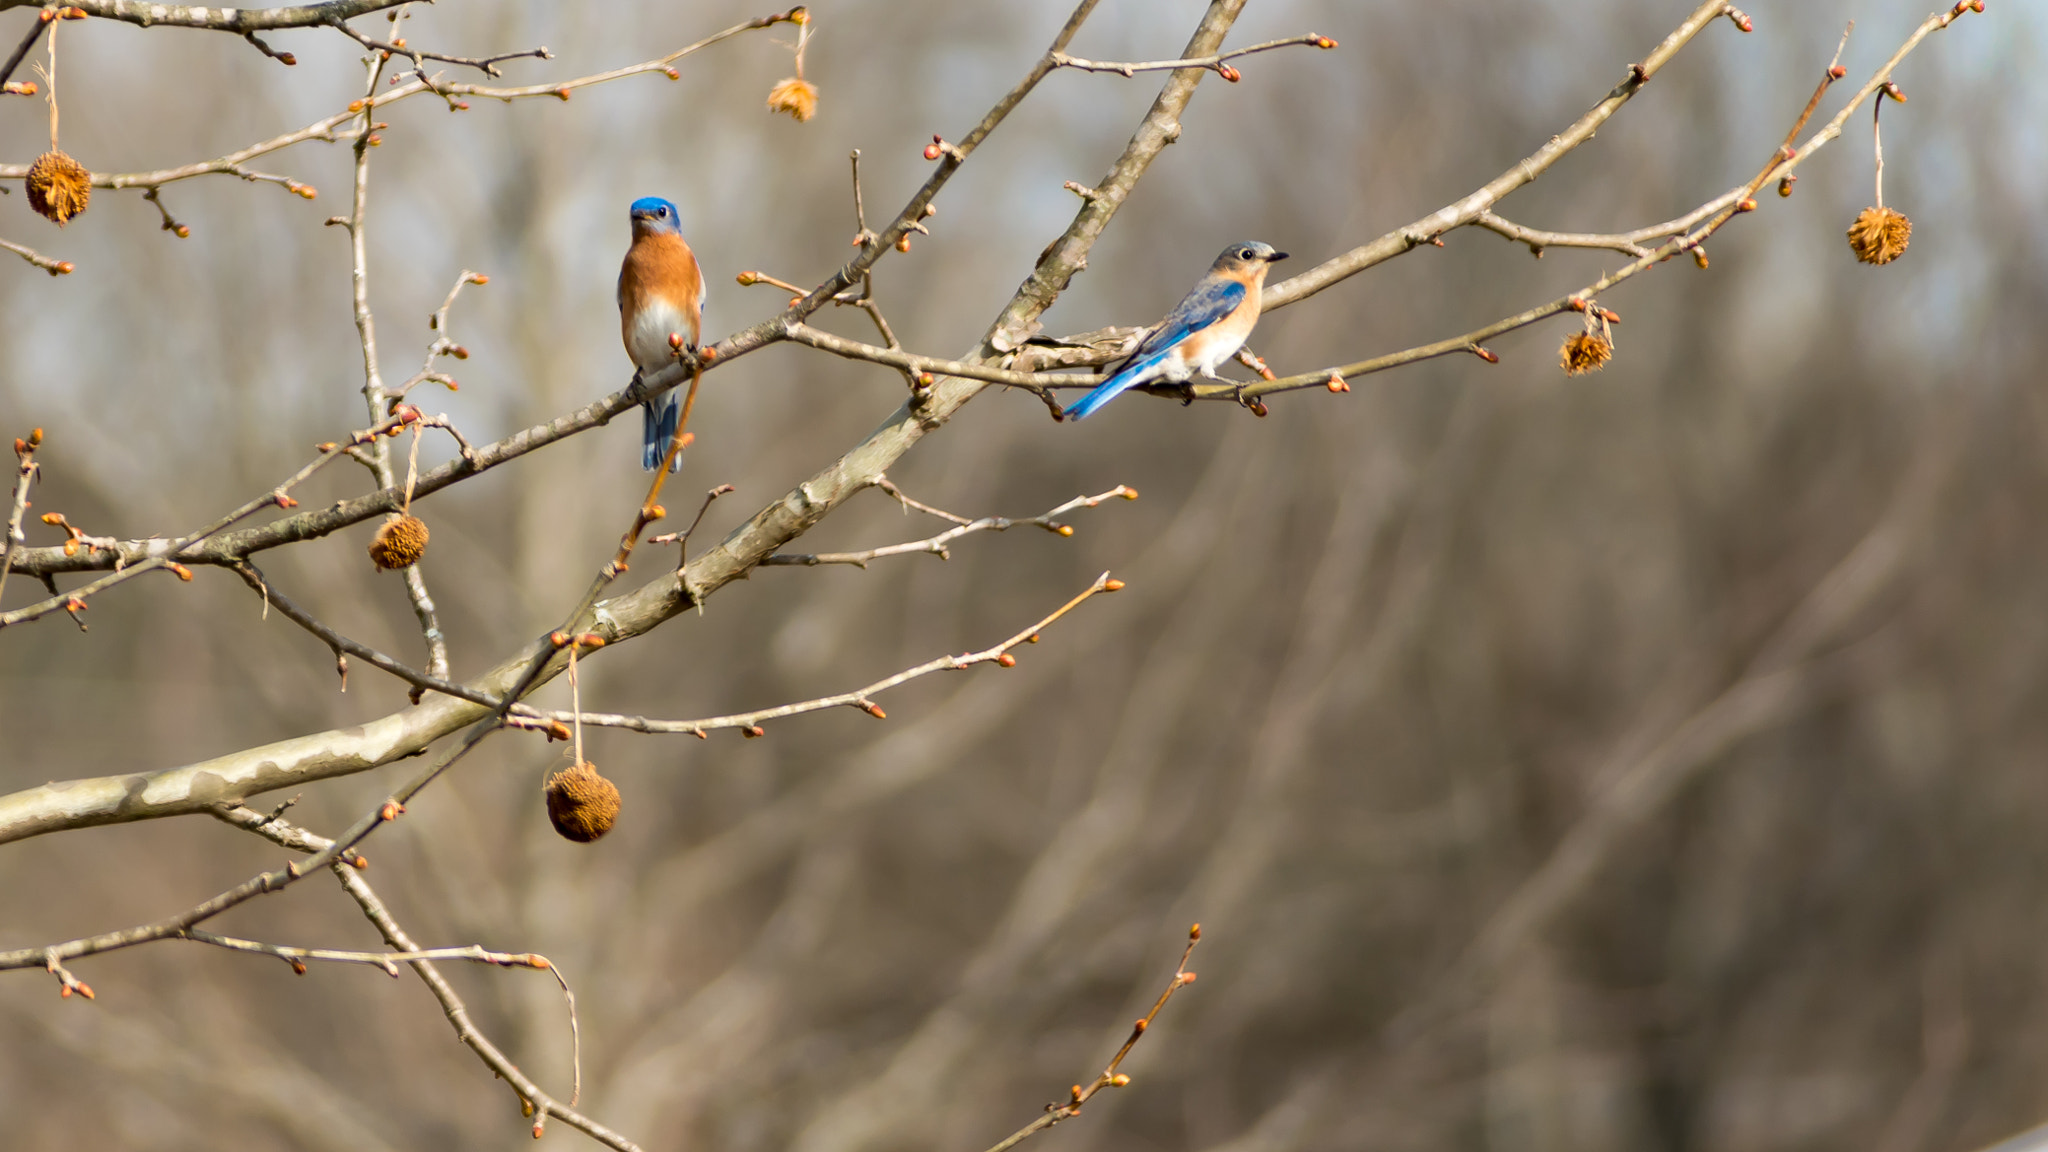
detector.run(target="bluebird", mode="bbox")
[618,196,705,471]
[1063,241,1288,421]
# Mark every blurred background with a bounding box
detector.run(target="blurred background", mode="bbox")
[4,1,2047,1149]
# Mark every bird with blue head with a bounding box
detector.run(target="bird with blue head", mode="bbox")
[1063,240,1288,421]
[618,195,704,471]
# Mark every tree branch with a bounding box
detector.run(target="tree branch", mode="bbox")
[0,0,406,32]
[518,570,1121,737]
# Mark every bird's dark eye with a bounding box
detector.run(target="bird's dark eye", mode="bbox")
[1239,247,1254,260]
[657,206,669,217]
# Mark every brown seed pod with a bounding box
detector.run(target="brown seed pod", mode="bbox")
[544,760,621,843]
[766,77,819,122]
[368,514,429,570]
[1847,205,1912,266]
[25,150,91,226]
[1559,331,1613,376]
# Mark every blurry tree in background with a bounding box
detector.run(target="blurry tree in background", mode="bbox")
[1,1,2044,1150]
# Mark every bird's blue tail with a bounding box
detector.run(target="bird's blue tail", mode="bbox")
[642,392,681,472]
[1064,350,1172,422]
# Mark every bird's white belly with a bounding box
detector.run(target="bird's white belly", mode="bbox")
[627,298,693,373]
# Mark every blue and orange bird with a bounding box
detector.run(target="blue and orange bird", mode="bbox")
[1063,241,1288,421]
[618,196,705,471]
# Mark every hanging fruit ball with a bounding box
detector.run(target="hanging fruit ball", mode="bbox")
[544,760,621,843]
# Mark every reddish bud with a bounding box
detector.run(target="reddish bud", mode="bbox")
[62,540,77,556]
[1778,174,1797,197]
[1693,248,1710,269]
[663,67,680,80]
[1070,1086,1084,1103]
[1315,36,1337,48]
[450,345,469,360]
[454,100,471,110]
[1120,487,1139,500]
[291,960,308,975]
[1217,64,1241,83]
[167,563,193,582]
[896,234,913,253]
[380,801,405,821]
[1327,374,1349,393]
[61,6,87,17]
[698,347,718,362]
[1103,578,1126,592]
[279,52,298,65]
[923,143,942,161]
[860,701,887,719]
[1736,197,1757,213]
[1598,308,1621,324]
[1110,1075,1131,1087]
[1026,633,1041,643]
[1056,524,1075,537]
[550,631,572,648]
[173,224,191,238]
[1180,971,1198,984]
[366,134,383,147]
[1190,922,1202,939]
[1828,64,1847,80]
[997,653,1017,667]
[53,262,73,275]
[351,854,369,869]
[1568,298,1587,311]
[743,725,766,738]
[1882,81,1907,102]
[76,983,93,999]
[546,721,571,742]
[554,87,572,101]
[1248,399,1269,417]
[918,372,935,386]
[693,730,708,740]
[468,273,490,285]
[1726,8,1753,31]
[736,270,760,285]
[1133,1018,1149,1033]
[575,633,606,648]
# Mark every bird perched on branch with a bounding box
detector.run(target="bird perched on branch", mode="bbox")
[618,196,704,471]
[1063,240,1288,421]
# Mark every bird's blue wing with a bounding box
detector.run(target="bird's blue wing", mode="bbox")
[1065,278,1246,421]
[1131,278,1246,361]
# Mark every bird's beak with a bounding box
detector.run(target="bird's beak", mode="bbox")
[1268,251,1290,262]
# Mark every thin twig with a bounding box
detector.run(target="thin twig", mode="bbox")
[210,805,610,1147]
[761,482,1132,568]
[518,571,1123,737]
[981,926,1203,1152]
[0,429,38,606]
[0,234,71,274]
[1051,32,1332,78]
[180,929,552,977]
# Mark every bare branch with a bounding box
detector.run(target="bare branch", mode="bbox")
[1265,0,1733,311]
[0,0,408,32]
[1050,32,1334,80]
[1472,188,1745,258]
[785,322,1093,401]
[1,233,71,274]
[520,570,1123,737]
[229,561,496,707]
[981,926,1202,1152]
[0,428,38,606]
[762,482,1132,568]
[180,929,552,977]
[213,806,615,1148]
